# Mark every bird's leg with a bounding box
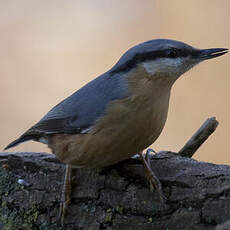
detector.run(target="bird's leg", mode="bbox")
[59,164,74,225]
[139,151,166,203]
[144,148,157,163]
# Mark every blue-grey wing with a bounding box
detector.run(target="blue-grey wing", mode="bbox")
[27,72,129,135]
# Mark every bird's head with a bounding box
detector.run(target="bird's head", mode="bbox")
[110,39,228,80]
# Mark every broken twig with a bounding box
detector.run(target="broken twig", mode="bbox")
[178,117,219,158]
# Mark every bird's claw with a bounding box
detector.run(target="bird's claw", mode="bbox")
[58,195,71,226]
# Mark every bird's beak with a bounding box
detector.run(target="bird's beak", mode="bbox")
[198,48,228,61]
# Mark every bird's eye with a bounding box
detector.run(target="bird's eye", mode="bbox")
[167,49,178,58]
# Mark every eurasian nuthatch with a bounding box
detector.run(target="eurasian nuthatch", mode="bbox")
[4,39,228,223]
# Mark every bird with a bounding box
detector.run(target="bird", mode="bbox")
[4,39,228,224]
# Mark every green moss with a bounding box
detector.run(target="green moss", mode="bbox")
[106,208,112,213]
[104,212,113,223]
[115,206,123,214]
[0,168,17,196]
[21,203,40,229]
[104,208,113,223]
[148,217,153,223]
[0,168,41,230]
[0,199,40,230]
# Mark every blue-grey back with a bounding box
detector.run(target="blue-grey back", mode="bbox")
[34,71,130,134]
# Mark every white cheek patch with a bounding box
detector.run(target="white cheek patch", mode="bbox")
[142,58,184,76]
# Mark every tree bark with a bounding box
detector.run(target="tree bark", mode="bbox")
[0,150,230,230]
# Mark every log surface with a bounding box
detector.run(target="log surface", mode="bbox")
[0,151,230,230]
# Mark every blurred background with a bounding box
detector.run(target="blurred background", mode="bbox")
[1,0,229,164]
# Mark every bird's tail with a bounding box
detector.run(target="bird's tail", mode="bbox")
[4,135,37,150]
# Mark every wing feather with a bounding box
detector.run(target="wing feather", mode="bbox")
[23,72,129,136]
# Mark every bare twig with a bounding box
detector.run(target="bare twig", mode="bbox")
[178,117,219,158]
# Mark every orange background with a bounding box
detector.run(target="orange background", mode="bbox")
[1,1,229,164]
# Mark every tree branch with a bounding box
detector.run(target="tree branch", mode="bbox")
[178,117,219,157]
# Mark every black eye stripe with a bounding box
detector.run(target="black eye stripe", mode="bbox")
[165,48,190,59]
[166,49,178,58]
[110,48,191,74]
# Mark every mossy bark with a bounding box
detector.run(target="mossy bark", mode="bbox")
[0,151,230,230]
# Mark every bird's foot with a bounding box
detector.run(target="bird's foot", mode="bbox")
[58,165,74,226]
[144,148,157,160]
[131,148,157,160]
[139,151,166,203]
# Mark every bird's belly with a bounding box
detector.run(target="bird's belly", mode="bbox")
[52,106,168,168]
